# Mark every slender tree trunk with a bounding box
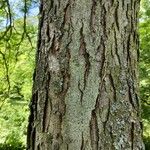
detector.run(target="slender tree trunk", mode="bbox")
[27,0,144,149]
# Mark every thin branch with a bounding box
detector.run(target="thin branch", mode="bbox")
[142,99,150,106]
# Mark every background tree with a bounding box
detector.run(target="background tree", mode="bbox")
[27,0,144,149]
[0,0,38,149]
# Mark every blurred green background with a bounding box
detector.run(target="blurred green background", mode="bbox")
[0,0,150,149]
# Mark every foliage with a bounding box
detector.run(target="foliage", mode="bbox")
[0,101,29,146]
[0,143,25,150]
[0,0,38,148]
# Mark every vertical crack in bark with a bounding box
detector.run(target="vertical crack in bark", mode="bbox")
[126,4,129,20]
[127,80,135,109]
[99,4,107,78]
[80,23,91,86]
[37,144,40,150]
[131,122,134,150]
[42,92,49,132]
[32,128,36,149]
[109,74,117,101]
[137,38,140,62]
[61,2,70,29]
[42,67,51,132]
[27,90,38,148]
[90,110,99,150]
[78,22,91,104]
[103,99,111,134]
[80,132,85,150]
[46,23,50,42]
[114,29,121,66]
[135,93,140,111]
[101,5,107,37]
[50,35,57,54]
[95,93,100,109]
[99,38,106,78]
[122,0,124,8]
[78,81,84,105]
[90,0,96,33]
[50,0,54,10]
[115,1,119,31]
[111,0,114,6]
[127,34,131,64]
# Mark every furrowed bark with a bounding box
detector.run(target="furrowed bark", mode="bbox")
[27,0,144,149]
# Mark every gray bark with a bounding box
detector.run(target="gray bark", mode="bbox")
[27,0,144,149]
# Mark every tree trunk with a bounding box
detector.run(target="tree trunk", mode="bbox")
[27,0,144,149]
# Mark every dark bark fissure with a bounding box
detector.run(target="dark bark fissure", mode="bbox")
[90,0,97,33]
[90,110,99,150]
[103,99,111,134]
[101,5,107,39]
[114,29,121,67]
[42,72,51,132]
[78,22,91,105]
[127,34,131,62]
[122,0,124,8]
[131,122,135,150]
[62,2,70,27]
[109,74,117,101]
[80,132,85,150]
[115,1,119,31]
[127,79,136,109]
[98,37,106,78]
[78,81,84,105]
[46,23,50,42]
[98,4,107,79]
[27,90,38,149]
[32,128,36,150]
[42,91,49,132]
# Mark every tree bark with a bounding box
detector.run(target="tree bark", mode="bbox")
[27,0,144,149]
